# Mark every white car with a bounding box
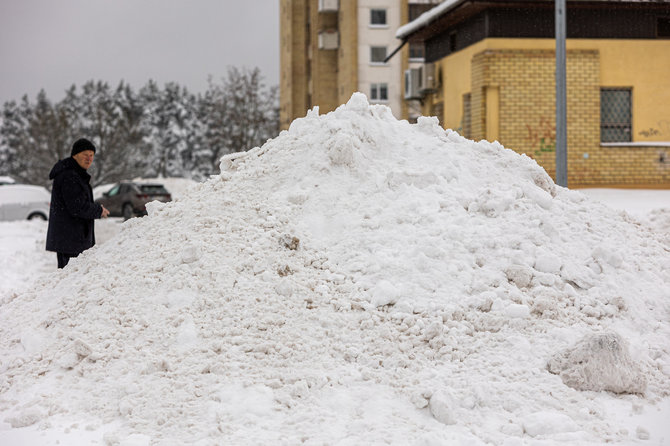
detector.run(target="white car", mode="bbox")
[0,184,51,221]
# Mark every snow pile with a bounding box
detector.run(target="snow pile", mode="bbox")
[0,219,124,299]
[1,93,670,444]
[547,332,647,394]
[647,208,670,234]
[0,221,53,297]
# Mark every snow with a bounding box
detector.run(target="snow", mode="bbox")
[1,93,670,445]
[396,0,464,40]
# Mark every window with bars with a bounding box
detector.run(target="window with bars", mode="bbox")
[370,83,388,101]
[370,9,387,26]
[600,88,632,143]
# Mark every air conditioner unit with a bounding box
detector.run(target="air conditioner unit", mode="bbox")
[318,0,339,12]
[420,63,437,93]
[318,30,339,50]
[404,68,422,100]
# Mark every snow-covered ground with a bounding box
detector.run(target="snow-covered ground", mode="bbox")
[1,94,669,445]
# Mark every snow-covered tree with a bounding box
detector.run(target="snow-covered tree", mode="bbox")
[197,67,279,175]
[141,81,198,179]
[0,91,71,187]
[0,67,279,185]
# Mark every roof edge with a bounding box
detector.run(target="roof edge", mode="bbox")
[395,0,670,40]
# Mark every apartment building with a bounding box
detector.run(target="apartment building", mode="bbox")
[279,0,440,130]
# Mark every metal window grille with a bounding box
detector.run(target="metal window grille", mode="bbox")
[462,93,472,138]
[600,88,631,142]
[370,9,387,25]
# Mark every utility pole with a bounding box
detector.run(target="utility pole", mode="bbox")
[555,0,568,187]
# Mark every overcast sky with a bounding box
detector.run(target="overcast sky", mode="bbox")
[0,0,279,105]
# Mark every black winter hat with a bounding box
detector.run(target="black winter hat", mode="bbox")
[71,138,96,157]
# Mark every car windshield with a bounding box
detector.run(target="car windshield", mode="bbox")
[140,185,169,195]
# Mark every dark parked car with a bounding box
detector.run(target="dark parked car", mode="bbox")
[96,182,171,220]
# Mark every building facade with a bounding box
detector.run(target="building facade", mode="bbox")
[397,0,670,187]
[279,0,440,130]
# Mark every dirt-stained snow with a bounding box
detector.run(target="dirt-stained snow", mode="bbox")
[1,93,669,445]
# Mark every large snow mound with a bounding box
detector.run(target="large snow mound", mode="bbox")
[1,93,669,444]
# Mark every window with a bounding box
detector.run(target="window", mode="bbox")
[409,42,425,60]
[370,83,388,101]
[449,32,457,53]
[462,93,472,139]
[658,17,670,38]
[370,9,387,26]
[370,46,387,64]
[140,185,169,195]
[601,88,632,142]
[107,185,120,197]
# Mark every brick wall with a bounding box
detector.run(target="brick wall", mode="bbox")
[470,48,670,187]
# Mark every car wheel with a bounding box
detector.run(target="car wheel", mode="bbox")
[122,203,134,221]
[27,212,47,220]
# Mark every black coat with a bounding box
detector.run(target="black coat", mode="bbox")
[46,157,102,255]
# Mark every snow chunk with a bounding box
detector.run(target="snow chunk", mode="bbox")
[522,411,579,437]
[429,389,457,425]
[275,279,294,297]
[504,264,533,288]
[547,332,647,394]
[4,409,43,428]
[591,245,623,269]
[328,133,357,167]
[534,252,562,275]
[180,245,200,264]
[369,280,400,307]
[20,328,46,354]
[145,200,165,216]
[504,304,531,319]
[522,183,554,209]
[345,92,370,113]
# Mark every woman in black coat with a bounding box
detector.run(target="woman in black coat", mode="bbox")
[46,138,109,268]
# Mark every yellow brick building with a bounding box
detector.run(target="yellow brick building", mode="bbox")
[397,0,670,187]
